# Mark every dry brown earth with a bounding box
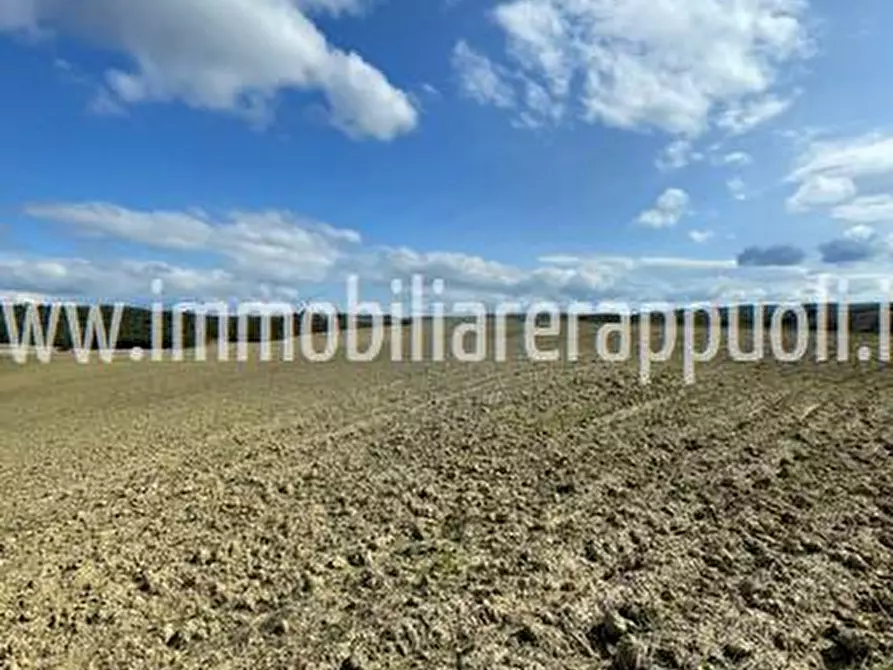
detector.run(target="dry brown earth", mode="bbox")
[0,326,891,669]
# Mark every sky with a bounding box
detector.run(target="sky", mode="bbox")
[1,0,892,309]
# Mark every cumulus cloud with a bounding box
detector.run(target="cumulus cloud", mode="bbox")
[789,132,893,183]
[0,255,271,302]
[2,197,839,308]
[786,132,893,219]
[5,245,818,308]
[368,251,823,307]
[0,0,417,139]
[455,0,809,136]
[831,194,893,224]
[786,175,857,212]
[384,247,527,294]
[16,196,893,309]
[636,189,691,228]
[736,244,806,267]
[26,202,214,250]
[5,231,890,310]
[25,202,361,283]
[843,224,875,241]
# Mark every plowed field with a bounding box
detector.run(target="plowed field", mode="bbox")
[1,327,891,669]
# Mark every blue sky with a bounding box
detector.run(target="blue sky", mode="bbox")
[1,0,892,308]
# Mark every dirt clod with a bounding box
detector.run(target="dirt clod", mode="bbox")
[723,640,753,662]
[340,656,365,670]
[821,626,875,668]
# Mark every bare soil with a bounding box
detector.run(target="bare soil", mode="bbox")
[0,327,891,669]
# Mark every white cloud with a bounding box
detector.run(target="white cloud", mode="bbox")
[0,248,808,308]
[720,151,753,167]
[459,0,809,136]
[842,224,875,241]
[689,229,715,244]
[384,247,527,292]
[26,202,213,250]
[831,194,893,224]
[656,140,704,171]
[515,78,564,127]
[636,188,691,228]
[0,290,51,304]
[789,132,893,183]
[727,177,747,200]
[786,175,857,212]
[0,254,312,303]
[9,201,893,308]
[452,41,516,109]
[786,132,893,217]
[716,95,793,135]
[0,0,417,140]
[25,202,361,283]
